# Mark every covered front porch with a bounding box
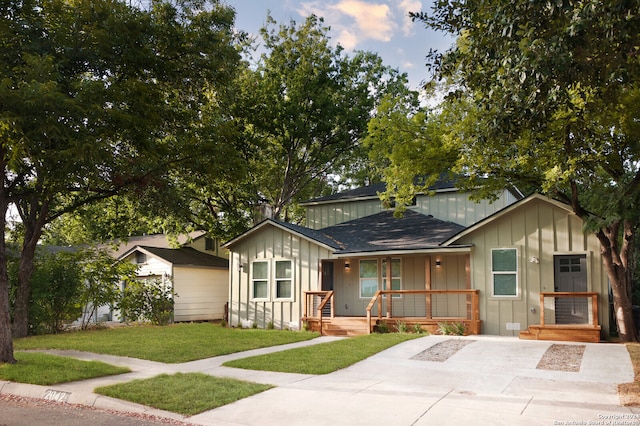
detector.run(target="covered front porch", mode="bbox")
[302,289,481,336]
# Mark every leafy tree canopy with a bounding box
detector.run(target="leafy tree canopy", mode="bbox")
[371,0,640,340]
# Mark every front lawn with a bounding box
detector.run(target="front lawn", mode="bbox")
[0,352,130,385]
[14,323,319,363]
[223,333,420,374]
[96,373,273,415]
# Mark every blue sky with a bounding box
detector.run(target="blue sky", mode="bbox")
[224,1,455,90]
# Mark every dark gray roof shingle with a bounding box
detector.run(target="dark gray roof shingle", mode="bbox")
[138,246,228,268]
[319,210,465,253]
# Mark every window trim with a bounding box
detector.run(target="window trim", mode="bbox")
[491,248,518,298]
[359,259,379,299]
[274,259,294,301]
[251,260,270,301]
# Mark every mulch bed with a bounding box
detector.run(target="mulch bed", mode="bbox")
[536,344,585,372]
[411,339,476,362]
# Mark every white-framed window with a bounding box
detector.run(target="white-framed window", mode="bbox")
[359,259,378,298]
[382,258,402,298]
[251,261,269,300]
[275,260,293,300]
[492,248,518,297]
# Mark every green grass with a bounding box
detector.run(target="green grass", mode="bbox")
[223,333,420,374]
[14,323,319,363]
[95,373,273,415]
[0,352,130,385]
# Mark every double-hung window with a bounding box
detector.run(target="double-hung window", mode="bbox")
[492,248,518,297]
[251,261,269,300]
[251,259,293,301]
[275,260,293,299]
[382,258,402,298]
[359,259,378,298]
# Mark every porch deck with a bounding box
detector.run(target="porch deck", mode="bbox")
[302,290,482,336]
[519,292,601,343]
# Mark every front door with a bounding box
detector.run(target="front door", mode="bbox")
[554,255,588,324]
[321,261,334,317]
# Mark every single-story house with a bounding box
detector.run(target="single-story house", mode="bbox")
[224,181,610,342]
[118,245,229,322]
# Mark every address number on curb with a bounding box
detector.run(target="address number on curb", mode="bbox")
[44,389,71,403]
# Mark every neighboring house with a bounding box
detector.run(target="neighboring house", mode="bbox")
[119,246,229,322]
[93,233,229,323]
[224,181,610,342]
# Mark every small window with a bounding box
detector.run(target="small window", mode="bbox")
[251,261,269,300]
[492,248,518,296]
[205,237,214,251]
[359,259,378,298]
[135,252,146,264]
[382,258,402,298]
[275,260,292,299]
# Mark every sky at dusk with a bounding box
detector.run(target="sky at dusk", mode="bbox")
[224,1,456,90]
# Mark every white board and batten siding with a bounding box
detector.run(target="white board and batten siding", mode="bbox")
[173,266,228,322]
[124,251,228,322]
[227,224,333,330]
[454,196,609,337]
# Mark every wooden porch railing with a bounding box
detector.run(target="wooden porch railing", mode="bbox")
[539,292,599,327]
[303,291,335,332]
[365,289,481,334]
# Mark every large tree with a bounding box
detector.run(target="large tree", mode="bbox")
[235,15,406,222]
[374,1,640,340]
[0,0,241,362]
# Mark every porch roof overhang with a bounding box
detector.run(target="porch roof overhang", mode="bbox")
[330,245,473,258]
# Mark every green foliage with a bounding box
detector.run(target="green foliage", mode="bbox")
[381,0,640,340]
[234,14,406,221]
[413,323,425,334]
[78,249,138,330]
[7,250,85,335]
[374,321,390,334]
[117,279,176,326]
[395,321,409,333]
[437,322,466,336]
[0,352,130,386]
[0,0,243,347]
[96,373,273,415]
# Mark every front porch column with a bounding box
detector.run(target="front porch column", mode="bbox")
[425,255,432,319]
[385,256,392,318]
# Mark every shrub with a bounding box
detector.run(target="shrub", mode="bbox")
[395,321,408,333]
[412,323,424,334]
[374,320,390,334]
[117,278,176,325]
[438,322,466,336]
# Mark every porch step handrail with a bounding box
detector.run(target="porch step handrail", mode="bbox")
[539,292,599,327]
[366,289,480,334]
[303,291,335,333]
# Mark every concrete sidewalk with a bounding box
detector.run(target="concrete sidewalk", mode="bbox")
[1,335,638,425]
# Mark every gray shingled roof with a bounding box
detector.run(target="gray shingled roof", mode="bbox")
[138,246,228,268]
[319,210,466,253]
[268,210,466,254]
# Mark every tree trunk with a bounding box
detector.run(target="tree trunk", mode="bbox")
[11,206,46,338]
[598,224,637,342]
[0,198,15,363]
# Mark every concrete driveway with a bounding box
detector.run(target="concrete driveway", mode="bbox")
[190,335,638,426]
[2,335,638,425]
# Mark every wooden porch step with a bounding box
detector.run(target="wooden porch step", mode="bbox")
[519,324,601,343]
[321,317,370,337]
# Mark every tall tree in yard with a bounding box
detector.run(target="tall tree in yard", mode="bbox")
[236,15,407,221]
[374,1,640,340]
[0,0,241,363]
